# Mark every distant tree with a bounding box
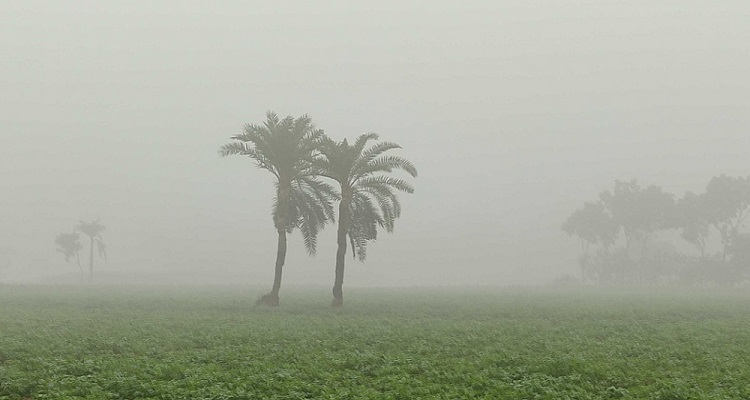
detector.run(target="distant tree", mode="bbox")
[55,232,84,279]
[678,254,728,286]
[565,175,750,286]
[219,112,337,306]
[76,220,106,282]
[703,174,750,261]
[597,247,635,284]
[676,191,711,258]
[599,180,676,249]
[315,133,417,307]
[599,180,675,282]
[641,240,685,283]
[728,233,750,282]
[561,201,618,281]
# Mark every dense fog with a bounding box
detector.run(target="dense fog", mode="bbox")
[1,1,749,286]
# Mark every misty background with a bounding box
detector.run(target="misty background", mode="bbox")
[1,1,748,286]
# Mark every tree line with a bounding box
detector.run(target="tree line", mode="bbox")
[219,112,417,307]
[563,175,750,285]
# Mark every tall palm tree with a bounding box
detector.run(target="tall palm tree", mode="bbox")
[316,133,417,307]
[76,220,106,282]
[219,112,337,306]
[55,232,84,279]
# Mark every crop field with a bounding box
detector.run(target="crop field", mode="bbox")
[1,286,749,399]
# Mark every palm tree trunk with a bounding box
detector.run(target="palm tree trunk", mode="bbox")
[258,229,286,307]
[76,251,83,282]
[332,200,348,307]
[258,182,290,307]
[271,229,287,298]
[88,236,94,283]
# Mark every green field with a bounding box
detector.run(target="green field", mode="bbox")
[1,286,749,399]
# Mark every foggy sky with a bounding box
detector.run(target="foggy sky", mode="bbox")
[2,1,749,286]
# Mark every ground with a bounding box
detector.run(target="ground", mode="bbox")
[1,285,749,399]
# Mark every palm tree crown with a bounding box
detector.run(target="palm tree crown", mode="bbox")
[219,112,337,254]
[76,219,106,282]
[317,133,417,260]
[77,219,105,239]
[77,220,106,256]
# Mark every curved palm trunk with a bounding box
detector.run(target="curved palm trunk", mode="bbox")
[257,230,286,307]
[265,229,286,306]
[272,229,287,295]
[88,236,94,283]
[258,183,290,307]
[76,251,83,282]
[332,199,349,307]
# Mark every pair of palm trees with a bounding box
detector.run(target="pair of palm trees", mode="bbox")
[55,220,106,282]
[220,112,417,307]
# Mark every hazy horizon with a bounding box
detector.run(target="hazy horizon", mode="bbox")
[2,1,749,286]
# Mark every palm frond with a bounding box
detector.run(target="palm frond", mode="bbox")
[357,176,415,194]
[352,133,380,154]
[318,133,416,263]
[359,184,402,221]
[219,143,278,177]
[76,220,105,238]
[222,112,338,254]
[217,142,247,157]
[359,141,402,162]
[358,155,418,178]
[290,178,336,255]
[264,111,280,128]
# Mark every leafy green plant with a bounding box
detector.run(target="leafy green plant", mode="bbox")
[1,286,749,399]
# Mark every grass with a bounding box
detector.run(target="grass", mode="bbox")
[1,285,749,399]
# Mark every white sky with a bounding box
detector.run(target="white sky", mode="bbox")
[1,1,749,286]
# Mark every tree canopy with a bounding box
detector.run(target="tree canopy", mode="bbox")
[564,175,750,285]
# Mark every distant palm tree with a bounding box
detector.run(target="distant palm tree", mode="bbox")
[55,232,84,279]
[315,133,417,306]
[76,220,106,282]
[219,112,337,306]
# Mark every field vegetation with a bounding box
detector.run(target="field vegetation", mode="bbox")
[1,286,749,399]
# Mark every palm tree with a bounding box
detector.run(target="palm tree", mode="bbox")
[316,133,417,307]
[219,112,337,306]
[55,232,84,279]
[76,220,106,282]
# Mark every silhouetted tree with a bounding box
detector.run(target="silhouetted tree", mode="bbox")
[219,112,337,306]
[728,233,750,282]
[703,174,750,262]
[599,180,675,282]
[676,191,711,258]
[600,180,676,248]
[565,175,750,286]
[55,232,84,279]
[315,133,417,306]
[76,220,106,282]
[641,240,685,283]
[561,201,618,281]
